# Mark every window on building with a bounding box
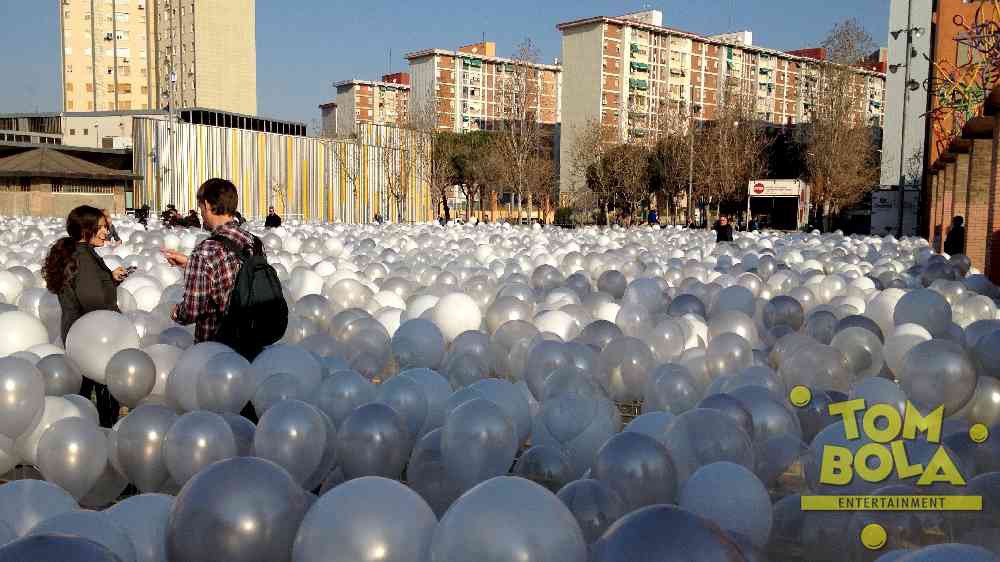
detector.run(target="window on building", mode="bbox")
[86,83,94,92]
[65,83,73,92]
[83,128,89,135]
[67,101,74,109]
[114,11,129,22]
[64,47,73,56]
[120,100,132,109]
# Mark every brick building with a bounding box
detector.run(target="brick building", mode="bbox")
[328,75,411,136]
[405,41,562,132]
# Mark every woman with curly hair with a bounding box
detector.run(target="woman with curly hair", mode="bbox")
[43,205,127,426]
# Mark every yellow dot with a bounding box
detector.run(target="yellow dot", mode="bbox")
[860,523,887,550]
[970,423,990,444]
[789,385,812,408]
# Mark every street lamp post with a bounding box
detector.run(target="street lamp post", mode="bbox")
[889,19,925,237]
[687,104,701,226]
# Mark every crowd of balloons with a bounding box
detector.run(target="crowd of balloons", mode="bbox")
[0,215,997,561]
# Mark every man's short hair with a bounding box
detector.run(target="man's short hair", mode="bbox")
[196,178,239,216]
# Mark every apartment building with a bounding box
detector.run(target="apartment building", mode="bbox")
[557,9,886,191]
[60,0,157,112]
[59,0,257,115]
[405,41,562,132]
[330,74,411,136]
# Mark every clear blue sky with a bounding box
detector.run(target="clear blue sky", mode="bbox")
[0,0,889,127]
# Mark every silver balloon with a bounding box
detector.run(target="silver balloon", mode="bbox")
[253,400,327,487]
[590,504,744,561]
[430,476,587,562]
[28,510,137,562]
[679,461,773,548]
[79,428,128,509]
[593,432,677,512]
[335,402,411,480]
[36,417,108,500]
[292,476,437,562]
[513,445,572,493]
[555,478,628,544]
[0,479,78,537]
[196,352,254,413]
[661,407,756,485]
[166,457,311,562]
[0,357,45,440]
[106,348,157,408]
[399,368,453,436]
[221,412,256,456]
[105,493,174,562]
[163,410,237,486]
[312,369,376,428]
[0,534,124,561]
[376,375,428,438]
[407,428,463,517]
[531,394,620,478]
[253,372,310,416]
[36,354,83,396]
[442,398,517,491]
[115,405,178,493]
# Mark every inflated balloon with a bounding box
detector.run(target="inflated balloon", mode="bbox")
[532,393,620,478]
[376,375,429,437]
[28,510,137,562]
[115,404,178,493]
[590,505,745,562]
[167,457,311,562]
[763,295,805,331]
[106,348,157,408]
[391,319,446,370]
[831,327,884,378]
[0,310,49,357]
[705,332,753,378]
[312,370,377,427]
[162,410,237,486]
[166,342,231,411]
[430,476,587,562]
[254,400,327,487]
[66,310,140,383]
[593,431,677,511]
[36,417,108,499]
[400,368,454,435]
[143,344,182,397]
[15,395,90,465]
[220,412,256,457]
[0,357,45,440]
[661,407,755,484]
[293,476,437,562]
[893,288,953,338]
[0,534,124,561]
[249,344,323,395]
[598,337,655,402]
[729,385,803,443]
[407,428,463,517]
[899,339,977,415]
[36,354,83,396]
[442,398,517,491]
[105,493,174,562]
[0,479,78,537]
[336,402,411,479]
[679,461,773,548]
[467,378,532,445]
[196,352,253,413]
[513,445,572,492]
[555,478,627,544]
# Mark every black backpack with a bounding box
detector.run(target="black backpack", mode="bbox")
[209,234,288,360]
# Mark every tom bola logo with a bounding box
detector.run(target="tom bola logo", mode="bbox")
[788,386,985,550]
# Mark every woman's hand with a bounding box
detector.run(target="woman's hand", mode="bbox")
[112,267,127,282]
[161,249,188,268]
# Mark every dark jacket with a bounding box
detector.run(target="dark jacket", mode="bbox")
[944,225,966,255]
[58,244,120,342]
[265,213,282,228]
[714,223,734,242]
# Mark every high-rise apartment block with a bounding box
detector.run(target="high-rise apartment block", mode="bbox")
[59,0,257,115]
[557,9,886,190]
[405,41,562,132]
[330,74,410,136]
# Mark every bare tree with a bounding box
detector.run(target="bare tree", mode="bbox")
[570,119,615,224]
[493,38,548,222]
[649,101,694,224]
[694,80,771,222]
[804,21,881,229]
[407,87,459,221]
[821,18,877,65]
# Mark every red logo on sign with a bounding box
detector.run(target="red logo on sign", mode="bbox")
[753,183,765,194]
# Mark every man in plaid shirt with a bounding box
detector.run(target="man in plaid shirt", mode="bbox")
[162,178,256,343]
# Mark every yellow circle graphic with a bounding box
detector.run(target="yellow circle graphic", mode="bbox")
[860,523,887,550]
[970,423,990,444]
[789,385,812,408]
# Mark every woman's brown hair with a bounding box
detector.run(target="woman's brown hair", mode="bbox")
[42,205,105,292]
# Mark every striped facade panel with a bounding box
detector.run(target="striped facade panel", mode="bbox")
[132,118,433,223]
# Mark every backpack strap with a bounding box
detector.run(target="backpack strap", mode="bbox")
[209,233,255,262]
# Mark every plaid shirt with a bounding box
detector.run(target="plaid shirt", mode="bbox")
[173,221,256,343]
